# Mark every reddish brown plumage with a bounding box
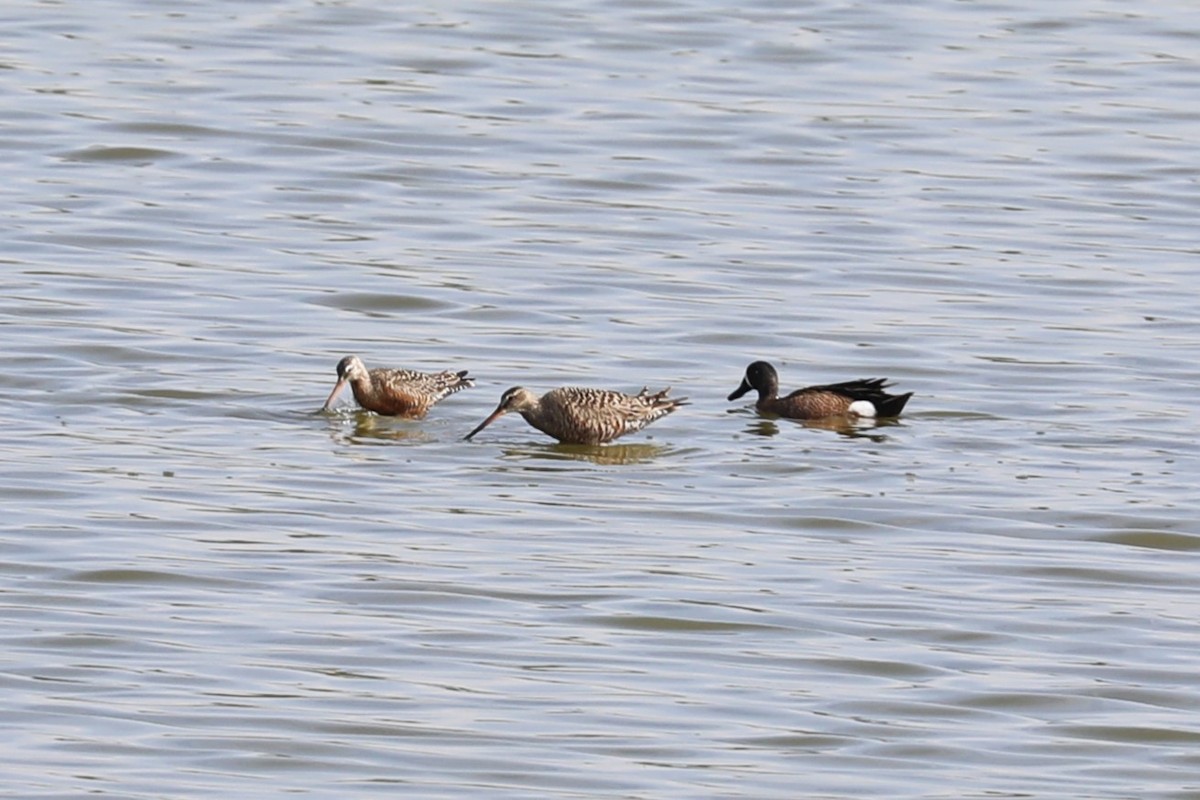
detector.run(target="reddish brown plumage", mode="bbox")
[323,355,474,418]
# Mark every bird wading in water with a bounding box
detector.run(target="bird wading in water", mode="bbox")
[323,355,474,417]
[465,385,686,445]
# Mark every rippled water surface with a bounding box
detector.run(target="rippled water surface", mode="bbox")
[4,0,1200,797]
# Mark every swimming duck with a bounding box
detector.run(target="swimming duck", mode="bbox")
[728,361,911,419]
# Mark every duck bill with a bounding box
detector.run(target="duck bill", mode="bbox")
[322,378,348,411]
[464,407,507,441]
[727,378,752,402]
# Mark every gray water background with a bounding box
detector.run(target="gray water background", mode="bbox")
[3,1,1200,797]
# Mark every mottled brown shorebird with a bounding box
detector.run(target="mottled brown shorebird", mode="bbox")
[322,355,474,417]
[728,361,912,420]
[464,386,687,445]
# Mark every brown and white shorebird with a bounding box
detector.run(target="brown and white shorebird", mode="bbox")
[464,385,687,445]
[728,361,912,420]
[322,355,474,417]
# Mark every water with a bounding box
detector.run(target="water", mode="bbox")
[3,0,1200,797]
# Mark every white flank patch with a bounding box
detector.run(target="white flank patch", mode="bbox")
[848,400,876,417]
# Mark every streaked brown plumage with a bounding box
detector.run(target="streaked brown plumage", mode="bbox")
[464,386,687,445]
[728,361,911,420]
[322,355,474,417]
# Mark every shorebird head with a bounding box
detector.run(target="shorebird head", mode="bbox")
[323,355,368,411]
[727,360,778,401]
[334,355,369,381]
[464,387,538,440]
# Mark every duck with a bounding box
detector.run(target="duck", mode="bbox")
[728,361,911,419]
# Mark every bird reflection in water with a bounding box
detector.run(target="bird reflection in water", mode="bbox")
[737,413,903,442]
[323,410,438,444]
[489,441,673,466]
